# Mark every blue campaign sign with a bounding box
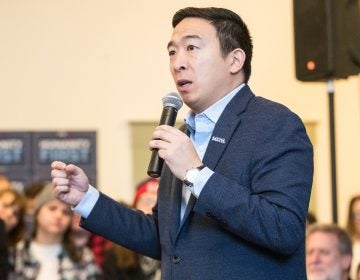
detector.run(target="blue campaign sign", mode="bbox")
[32,131,96,166]
[0,131,97,192]
[0,132,31,167]
[32,131,97,185]
[0,132,32,192]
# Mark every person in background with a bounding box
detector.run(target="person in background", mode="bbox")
[306,223,352,280]
[71,212,92,248]
[307,211,318,227]
[23,182,46,240]
[102,178,161,280]
[87,233,112,269]
[51,6,313,279]
[0,188,25,246]
[132,178,159,215]
[9,183,102,280]
[133,178,161,280]
[0,188,25,280]
[0,174,11,191]
[70,211,110,275]
[346,195,360,279]
[0,219,8,279]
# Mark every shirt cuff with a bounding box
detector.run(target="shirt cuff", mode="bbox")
[73,185,100,219]
[191,166,213,198]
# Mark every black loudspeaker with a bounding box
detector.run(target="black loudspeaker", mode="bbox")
[293,0,360,81]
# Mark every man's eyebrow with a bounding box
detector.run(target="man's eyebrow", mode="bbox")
[167,34,202,49]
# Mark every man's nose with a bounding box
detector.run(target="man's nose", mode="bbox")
[309,252,322,264]
[172,52,187,72]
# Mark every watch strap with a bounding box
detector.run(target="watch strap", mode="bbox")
[183,164,205,186]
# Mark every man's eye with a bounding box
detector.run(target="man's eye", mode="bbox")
[187,45,197,51]
[168,50,176,56]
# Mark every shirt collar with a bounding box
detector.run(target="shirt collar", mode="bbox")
[185,83,246,131]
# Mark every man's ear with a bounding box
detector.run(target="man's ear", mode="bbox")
[229,48,246,74]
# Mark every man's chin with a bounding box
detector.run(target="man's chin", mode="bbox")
[306,272,327,280]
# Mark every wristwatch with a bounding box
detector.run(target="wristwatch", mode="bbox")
[183,164,205,187]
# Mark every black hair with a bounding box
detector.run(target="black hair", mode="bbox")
[172,7,253,83]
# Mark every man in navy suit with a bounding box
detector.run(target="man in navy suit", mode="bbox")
[51,7,313,279]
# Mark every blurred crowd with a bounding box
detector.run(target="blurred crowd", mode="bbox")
[0,173,160,280]
[1,172,360,279]
[305,194,360,280]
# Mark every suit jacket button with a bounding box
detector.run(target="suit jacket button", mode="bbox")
[172,255,181,264]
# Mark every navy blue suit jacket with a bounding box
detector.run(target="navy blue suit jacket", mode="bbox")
[82,85,313,279]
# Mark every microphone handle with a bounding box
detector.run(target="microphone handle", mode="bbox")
[147,106,178,178]
[147,150,163,178]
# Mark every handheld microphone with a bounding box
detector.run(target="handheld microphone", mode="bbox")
[147,92,183,178]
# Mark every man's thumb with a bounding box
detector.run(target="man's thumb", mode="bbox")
[65,164,81,175]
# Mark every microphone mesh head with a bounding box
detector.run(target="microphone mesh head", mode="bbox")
[162,92,183,110]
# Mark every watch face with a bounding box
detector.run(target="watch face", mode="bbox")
[185,168,200,185]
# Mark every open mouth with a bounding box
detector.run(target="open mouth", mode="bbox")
[177,79,192,87]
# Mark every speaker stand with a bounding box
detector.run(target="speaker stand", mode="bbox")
[327,79,338,223]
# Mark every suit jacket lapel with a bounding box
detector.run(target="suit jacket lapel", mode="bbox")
[178,193,197,228]
[203,85,254,170]
[169,177,183,242]
[169,124,189,242]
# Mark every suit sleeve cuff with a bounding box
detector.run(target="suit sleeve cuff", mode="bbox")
[191,166,213,198]
[73,185,100,219]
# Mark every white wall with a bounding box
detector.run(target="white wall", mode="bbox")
[0,0,359,225]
